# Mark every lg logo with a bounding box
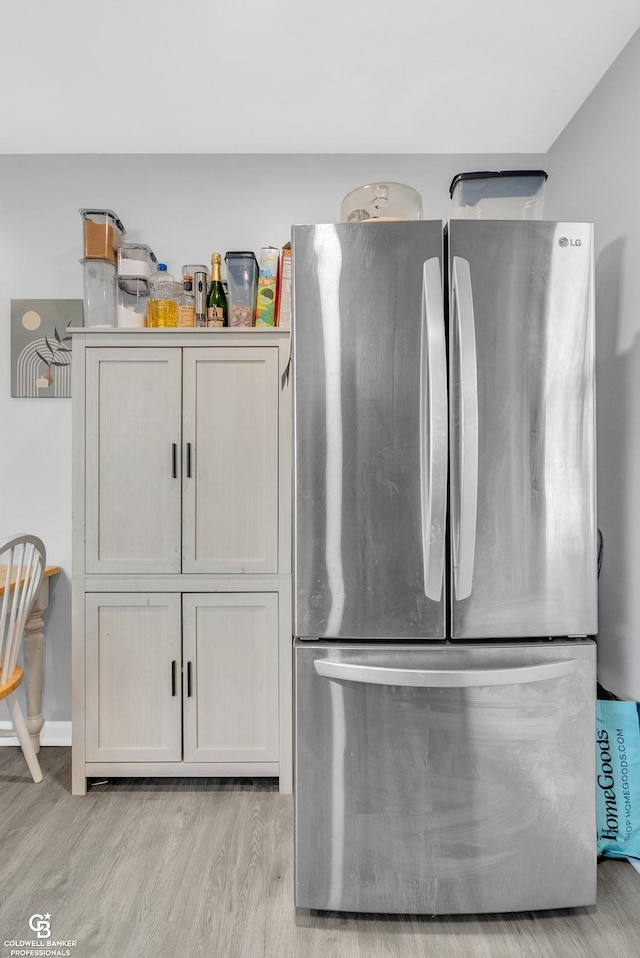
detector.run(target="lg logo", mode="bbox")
[559,236,582,247]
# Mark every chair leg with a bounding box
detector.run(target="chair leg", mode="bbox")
[7,695,43,783]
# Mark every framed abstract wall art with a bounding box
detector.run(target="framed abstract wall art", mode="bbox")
[11,299,83,398]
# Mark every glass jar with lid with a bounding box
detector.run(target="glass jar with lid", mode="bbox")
[117,243,157,279]
[117,276,149,328]
[80,209,126,264]
[449,170,548,220]
[224,252,259,327]
[81,259,117,327]
[340,183,423,223]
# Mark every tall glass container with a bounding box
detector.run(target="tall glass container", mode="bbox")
[224,252,258,327]
[82,259,117,327]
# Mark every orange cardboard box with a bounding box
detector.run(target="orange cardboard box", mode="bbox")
[276,242,291,329]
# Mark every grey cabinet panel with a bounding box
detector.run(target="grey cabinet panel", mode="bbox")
[85,593,182,762]
[183,593,279,762]
[85,348,182,574]
[182,347,279,573]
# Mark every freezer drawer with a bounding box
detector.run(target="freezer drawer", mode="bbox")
[294,640,596,915]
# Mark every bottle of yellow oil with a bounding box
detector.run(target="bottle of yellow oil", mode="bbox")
[148,263,178,328]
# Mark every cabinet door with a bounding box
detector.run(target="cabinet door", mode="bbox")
[85,593,182,762]
[85,348,182,573]
[182,593,279,763]
[182,347,279,573]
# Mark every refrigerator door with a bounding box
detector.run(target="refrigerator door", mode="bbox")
[448,221,597,639]
[294,639,596,915]
[293,221,446,640]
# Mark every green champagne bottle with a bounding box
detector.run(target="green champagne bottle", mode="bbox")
[207,253,228,328]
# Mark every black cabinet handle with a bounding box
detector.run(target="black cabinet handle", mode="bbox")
[186,442,192,478]
[187,661,193,697]
[171,443,178,479]
[171,660,177,696]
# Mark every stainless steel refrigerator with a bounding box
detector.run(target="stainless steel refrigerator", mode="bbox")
[292,220,597,914]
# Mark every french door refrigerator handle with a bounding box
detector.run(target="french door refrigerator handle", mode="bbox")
[421,258,448,601]
[314,658,577,687]
[452,256,478,601]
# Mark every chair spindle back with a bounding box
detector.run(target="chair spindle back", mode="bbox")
[0,535,46,685]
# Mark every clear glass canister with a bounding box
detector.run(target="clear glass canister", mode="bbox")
[340,182,423,223]
[224,252,258,327]
[118,243,157,278]
[117,277,149,328]
[182,263,209,280]
[449,170,548,220]
[81,259,117,327]
[80,209,126,265]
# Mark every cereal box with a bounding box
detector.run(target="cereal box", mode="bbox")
[255,246,279,327]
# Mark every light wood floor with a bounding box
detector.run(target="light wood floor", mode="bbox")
[0,747,638,958]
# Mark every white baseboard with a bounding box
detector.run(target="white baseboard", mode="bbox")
[0,721,72,747]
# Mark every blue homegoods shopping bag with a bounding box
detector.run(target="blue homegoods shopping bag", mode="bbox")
[596,699,640,859]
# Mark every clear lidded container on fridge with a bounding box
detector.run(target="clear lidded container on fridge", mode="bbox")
[340,182,423,223]
[80,209,126,265]
[449,171,548,220]
[117,243,157,279]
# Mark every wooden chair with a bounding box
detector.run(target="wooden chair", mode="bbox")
[0,534,46,782]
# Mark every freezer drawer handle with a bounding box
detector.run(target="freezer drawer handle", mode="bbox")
[452,256,478,601]
[421,257,448,601]
[313,658,578,687]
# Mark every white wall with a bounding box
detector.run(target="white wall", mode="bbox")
[0,152,543,722]
[546,30,640,699]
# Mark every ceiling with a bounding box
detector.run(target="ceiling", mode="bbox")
[3,1,639,154]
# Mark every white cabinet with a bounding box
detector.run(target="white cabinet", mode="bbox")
[72,330,292,796]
